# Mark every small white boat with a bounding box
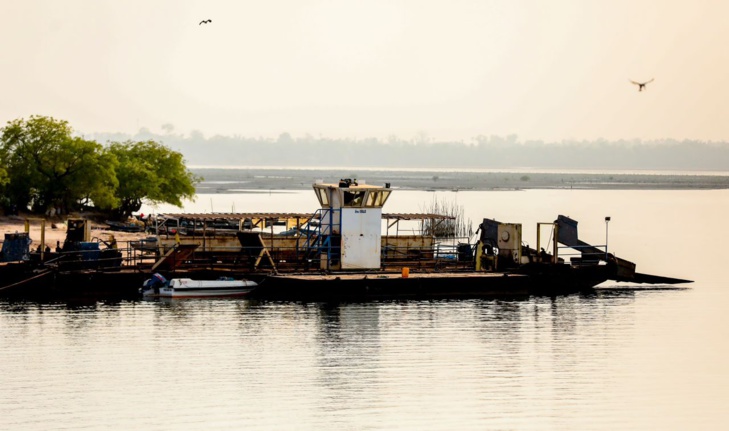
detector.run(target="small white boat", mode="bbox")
[141,273,257,298]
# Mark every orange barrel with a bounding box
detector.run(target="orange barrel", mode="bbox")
[401,267,410,278]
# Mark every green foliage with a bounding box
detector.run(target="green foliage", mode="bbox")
[0,116,199,218]
[0,146,9,210]
[107,140,200,217]
[0,147,8,187]
[0,116,118,213]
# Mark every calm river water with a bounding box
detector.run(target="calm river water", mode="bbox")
[2,188,728,430]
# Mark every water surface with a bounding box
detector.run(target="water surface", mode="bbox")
[2,189,728,430]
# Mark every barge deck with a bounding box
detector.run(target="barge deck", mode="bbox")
[0,179,692,302]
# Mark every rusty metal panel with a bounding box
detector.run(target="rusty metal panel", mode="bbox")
[479,219,500,246]
[381,235,435,259]
[497,223,522,262]
[556,215,579,246]
[341,208,382,269]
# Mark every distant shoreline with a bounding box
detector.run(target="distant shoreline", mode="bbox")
[2,169,727,233]
[191,167,729,192]
[190,165,729,176]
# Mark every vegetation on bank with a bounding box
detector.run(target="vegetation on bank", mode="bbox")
[421,197,473,239]
[93,128,729,171]
[0,116,200,219]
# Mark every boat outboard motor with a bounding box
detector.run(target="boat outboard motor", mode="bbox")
[141,273,167,294]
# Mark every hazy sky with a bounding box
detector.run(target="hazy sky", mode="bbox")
[2,0,728,142]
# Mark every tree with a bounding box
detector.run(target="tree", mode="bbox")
[0,142,8,186]
[0,145,9,211]
[0,116,118,214]
[106,140,200,218]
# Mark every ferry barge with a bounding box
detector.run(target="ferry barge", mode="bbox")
[0,180,691,301]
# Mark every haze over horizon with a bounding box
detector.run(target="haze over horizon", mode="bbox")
[2,1,728,143]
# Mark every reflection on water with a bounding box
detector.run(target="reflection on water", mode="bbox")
[3,188,729,430]
[2,288,727,430]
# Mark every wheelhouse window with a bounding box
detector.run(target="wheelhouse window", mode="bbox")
[315,187,330,207]
[365,190,391,207]
[314,184,391,208]
[343,190,366,207]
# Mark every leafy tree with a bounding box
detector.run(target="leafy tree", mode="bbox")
[106,140,200,218]
[0,144,8,186]
[0,116,118,214]
[0,145,9,211]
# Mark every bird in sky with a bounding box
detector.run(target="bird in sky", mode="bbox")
[199,19,212,25]
[630,78,654,92]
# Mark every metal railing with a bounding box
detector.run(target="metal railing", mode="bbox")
[5,234,484,274]
[556,243,610,265]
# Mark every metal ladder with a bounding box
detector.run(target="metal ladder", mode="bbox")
[300,208,340,270]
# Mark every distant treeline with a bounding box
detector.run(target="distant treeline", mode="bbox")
[91,130,729,171]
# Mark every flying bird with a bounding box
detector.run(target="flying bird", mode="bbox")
[199,19,212,25]
[630,78,654,92]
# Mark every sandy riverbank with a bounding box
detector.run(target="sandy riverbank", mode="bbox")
[193,167,729,192]
[0,214,149,250]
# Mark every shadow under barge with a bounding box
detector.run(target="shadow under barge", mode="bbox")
[0,182,691,302]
